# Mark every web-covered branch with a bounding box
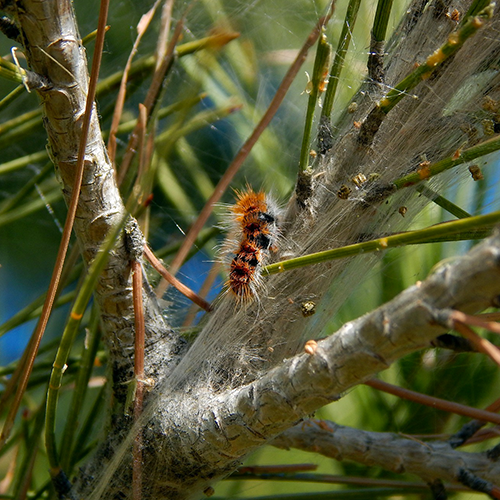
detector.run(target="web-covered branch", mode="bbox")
[81,228,500,499]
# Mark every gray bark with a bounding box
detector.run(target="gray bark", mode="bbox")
[273,419,500,488]
[4,0,500,498]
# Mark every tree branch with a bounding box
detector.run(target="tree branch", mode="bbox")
[6,0,500,498]
[80,227,500,499]
[273,419,500,494]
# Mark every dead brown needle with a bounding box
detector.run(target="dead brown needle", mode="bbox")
[450,311,500,367]
[143,244,212,312]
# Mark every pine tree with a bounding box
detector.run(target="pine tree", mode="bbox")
[1,0,500,499]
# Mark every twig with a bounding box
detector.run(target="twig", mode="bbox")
[358,4,494,146]
[272,419,500,492]
[367,0,393,84]
[264,210,500,275]
[457,469,500,498]
[235,464,318,474]
[182,261,221,327]
[143,244,212,312]
[107,0,161,163]
[428,478,448,500]
[117,12,185,185]
[434,310,500,366]
[131,259,145,500]
[365,378,500,425]
[154,0,174,69]
[431,333,476,352]
[321,0,361,119]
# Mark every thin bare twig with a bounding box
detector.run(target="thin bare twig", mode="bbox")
[182,261,221,327]
[450,395,500,448]
[453,311,500,335]
[236,464,318,474]
[143,244,212,312]
[155,0,175,69]
[117,12,186,185]
[365,378,500,425]
[131,259,145,500]
[107,0,161,163]
[449,311,500,366]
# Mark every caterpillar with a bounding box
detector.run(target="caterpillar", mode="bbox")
[227,187,280,301]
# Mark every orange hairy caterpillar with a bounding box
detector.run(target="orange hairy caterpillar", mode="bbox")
[227,187,280,301]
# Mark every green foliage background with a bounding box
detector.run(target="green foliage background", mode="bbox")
[0,0,499,498]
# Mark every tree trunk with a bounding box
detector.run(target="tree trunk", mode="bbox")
[3,0,500,498]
